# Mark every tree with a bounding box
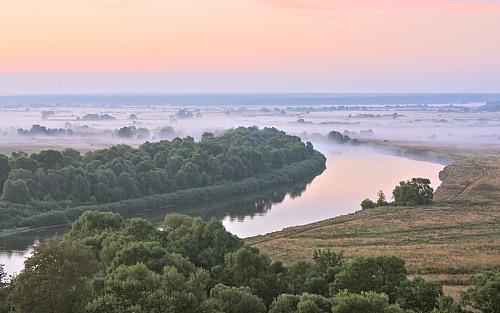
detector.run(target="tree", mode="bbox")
[201,284,266,313]
[0,264,10,313]
[332,291,404,313]
[327,131,351,144]
[10,156,41,172]
[30,150,64,170]
[432,295,461,313]
[66,211,124,240]
[162,214,243,269]
[393,178,433,206]
[331,256,407,302]
[0,155,11,190]
[71,174,91,201]
[269,293,332,313]
[2,179,30,203]
[117,126,137,138]
[395,277,444,313]
[215,245,281,304]
[118,172,138,198]
[377,190,389,206]
[9,238,98,313]
[87,264,209,313]
[361,198,376,210]
[461,269,500,313]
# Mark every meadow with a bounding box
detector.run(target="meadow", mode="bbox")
[247,142,500,300]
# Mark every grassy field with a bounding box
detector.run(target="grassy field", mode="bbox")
[247,142,500,299]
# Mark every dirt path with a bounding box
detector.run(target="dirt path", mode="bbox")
[446,162,489,202]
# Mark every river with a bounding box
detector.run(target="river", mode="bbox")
[0,145,444,276]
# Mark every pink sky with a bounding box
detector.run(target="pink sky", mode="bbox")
[1,0,499,93]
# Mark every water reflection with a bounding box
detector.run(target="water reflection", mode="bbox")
[132,176,314,225]
[0,149,444,276]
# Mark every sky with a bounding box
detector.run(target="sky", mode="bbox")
[1,0,500,94]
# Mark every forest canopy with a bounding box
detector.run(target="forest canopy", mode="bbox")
[0,127,326,230]
[0,211,471,313]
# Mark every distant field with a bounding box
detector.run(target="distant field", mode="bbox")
[247,143,500,300]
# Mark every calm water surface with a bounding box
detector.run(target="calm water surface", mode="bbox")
[0,147,444,276]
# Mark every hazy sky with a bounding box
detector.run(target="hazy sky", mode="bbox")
[1,0,500,94]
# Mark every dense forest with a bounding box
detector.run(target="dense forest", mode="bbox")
[0,127,326,231]
[1,211,497,313]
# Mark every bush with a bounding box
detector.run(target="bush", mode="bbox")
[332,291,404,313]
[360,199,376,210]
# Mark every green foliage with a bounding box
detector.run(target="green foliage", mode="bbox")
[215,245,283,304]
[2,179,30,203]
[9,238,98,313]
[393,178,433,206]
[0,155,11,191]
[395,277,444,313]
[269,293,332,313]
[0,264,10,313]
[360,198,377,209]
[332,291,404,313]
[87,264,209,313]
[0,127,326,231]
[377,190,389,206]
[1,212,464,313]
[461,269,500,313]
[201,284,267,313]
[431,295,461,313]
[162,214,243,268]
[331,256,407,302]
[327,131,351,144]
[67,210,124,240]
[285,250,344,296]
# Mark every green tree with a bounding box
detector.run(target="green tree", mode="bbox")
[377,190,389,206]
[215,245,281,304]
[431,295,461,313]
[361,198,377,209]
[0,264,11,313]
[117,172,138,198]
[71,174,91,201]
[327,131,351,144]
[162,214,243,269]
[461,269,500,313]
[2,179,30,203]
[332,291,404,313]
[269,293,332,313]
[393,178,433,206]
[331,256,407,302]
[201,284,266,313]
[87,264,209,313]
[9,238,98,313]
[0,155,11,190]
[66,211,124,240]
[10,156,41,172]
[395,277,444,313]
[30,150,64,170]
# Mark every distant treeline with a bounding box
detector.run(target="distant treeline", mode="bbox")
[1,93,498,106]
[0,127,325,230]
[2,211,493,312]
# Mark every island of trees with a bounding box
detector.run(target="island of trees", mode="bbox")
[1,211,498,313]
[0,127,326,231]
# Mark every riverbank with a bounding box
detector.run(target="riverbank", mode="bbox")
[0,152,326,236]
[247,141,500,300]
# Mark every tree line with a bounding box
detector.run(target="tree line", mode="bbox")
[1,211,497,313]
[0,127,326,231]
